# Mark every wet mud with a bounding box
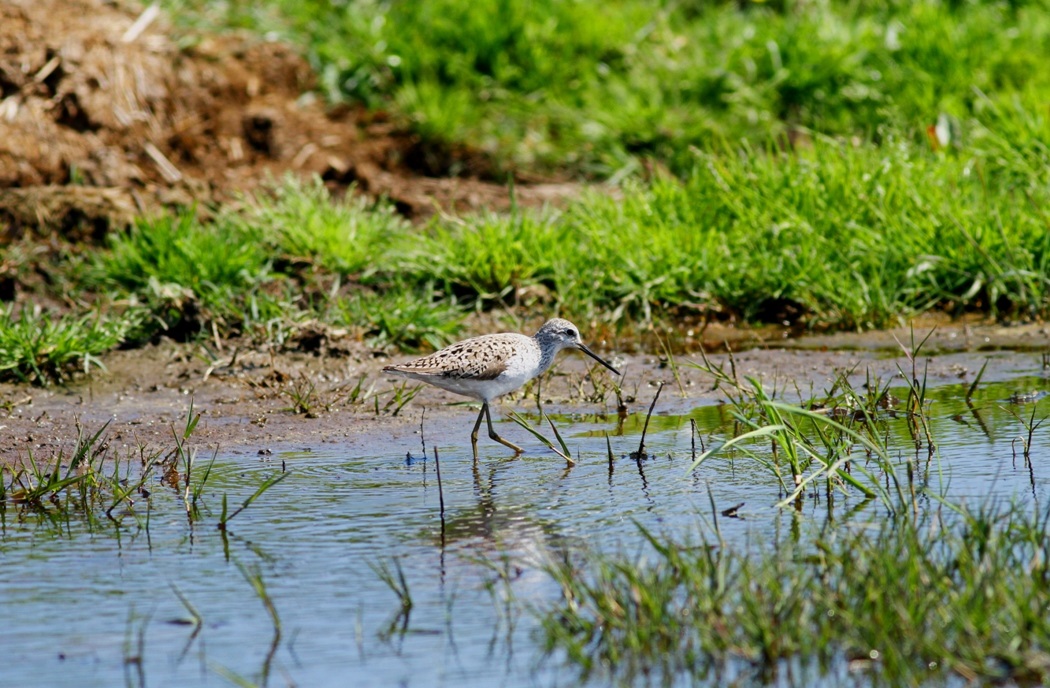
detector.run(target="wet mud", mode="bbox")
[1,320,1045,467]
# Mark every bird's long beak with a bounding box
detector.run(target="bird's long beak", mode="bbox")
[577,343,621,376]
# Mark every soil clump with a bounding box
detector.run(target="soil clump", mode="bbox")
[0,0,582,244]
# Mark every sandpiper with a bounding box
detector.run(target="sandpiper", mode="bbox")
[383,318,620,460]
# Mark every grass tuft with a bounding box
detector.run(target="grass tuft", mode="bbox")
[0,305,130,384]
[541,500,1050,685]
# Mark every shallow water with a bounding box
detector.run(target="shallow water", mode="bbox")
[2,354,1049,687]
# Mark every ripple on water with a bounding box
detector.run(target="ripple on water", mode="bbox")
[1,368,1048,686]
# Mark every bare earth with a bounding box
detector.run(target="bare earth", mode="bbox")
[1,320,1046,467]
[0,0,588,249]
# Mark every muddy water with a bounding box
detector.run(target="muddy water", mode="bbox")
[2,353,1048,687]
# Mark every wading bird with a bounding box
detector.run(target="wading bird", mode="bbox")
[383,318,620,460]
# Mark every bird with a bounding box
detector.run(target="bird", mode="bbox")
[382,318,620,460]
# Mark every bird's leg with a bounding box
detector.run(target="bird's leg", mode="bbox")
[470,404,486,464]
[485,404,523,455]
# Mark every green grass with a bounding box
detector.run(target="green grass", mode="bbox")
[402,139,1050,329]
[330,280,465,353]
[402,210,566,306]
[538,354,1050,685]
[77,178,462,358]
[239,178,408,277]
[4,1,1048,383]
[541,501,1050,685]
[682,339,939,510]
[90,209,280,342]
[100,212,270,297]
[2,406,285,535]
[164,0,1050,177]
[0,305,133,384]
[9,131,1048,385]
[6,417,162,530]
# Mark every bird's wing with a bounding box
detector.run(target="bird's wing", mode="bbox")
[384,337,509,380]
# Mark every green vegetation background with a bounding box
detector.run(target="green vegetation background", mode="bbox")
[4,0,1050,382]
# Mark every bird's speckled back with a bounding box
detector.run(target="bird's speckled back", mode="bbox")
[382,318,596,402]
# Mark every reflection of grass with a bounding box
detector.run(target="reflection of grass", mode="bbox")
[541,500,1050,685]
[212,561,283,686]
[371,557,414,639]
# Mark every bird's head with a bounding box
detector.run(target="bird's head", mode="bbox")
[535,318,620,376]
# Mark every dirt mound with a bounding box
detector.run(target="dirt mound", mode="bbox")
[0,0,581,238]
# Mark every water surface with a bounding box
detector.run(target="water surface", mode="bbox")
[2,353,1048,687]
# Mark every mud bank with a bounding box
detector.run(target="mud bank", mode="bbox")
[1,320,1045,467]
